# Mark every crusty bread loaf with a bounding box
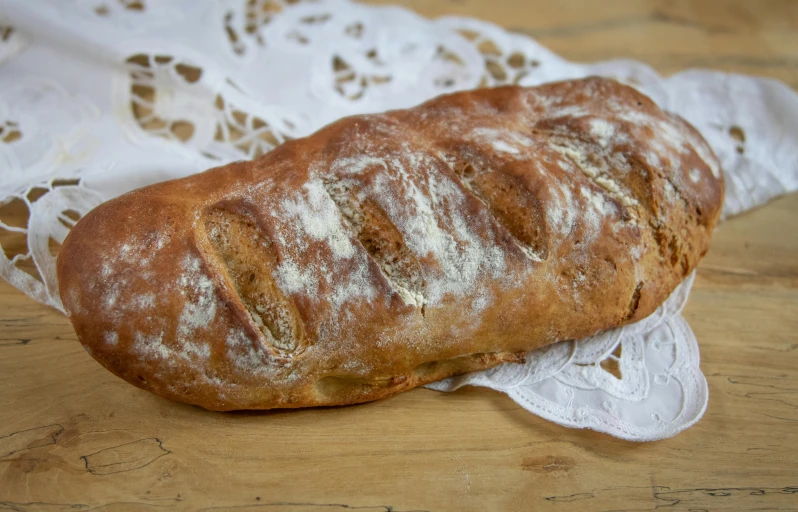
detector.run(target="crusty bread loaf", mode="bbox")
[57,77,723,411]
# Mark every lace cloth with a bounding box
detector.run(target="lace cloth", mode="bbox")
[1,0,796,441]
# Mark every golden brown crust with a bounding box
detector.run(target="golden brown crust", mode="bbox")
[57,77,723,411]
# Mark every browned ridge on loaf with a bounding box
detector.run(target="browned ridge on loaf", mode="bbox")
[57,77,724,411]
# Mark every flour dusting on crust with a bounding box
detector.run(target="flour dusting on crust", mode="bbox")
[177,255,218,339]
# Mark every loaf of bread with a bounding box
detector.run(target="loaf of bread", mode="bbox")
[57,77,723,411]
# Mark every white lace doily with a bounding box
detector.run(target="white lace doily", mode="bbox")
[1,0,797,441]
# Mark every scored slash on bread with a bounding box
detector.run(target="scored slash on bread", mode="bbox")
[57,77,723,411]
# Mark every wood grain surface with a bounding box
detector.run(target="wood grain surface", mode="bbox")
[2,1,797,510]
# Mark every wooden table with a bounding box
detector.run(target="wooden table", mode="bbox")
[2,1,797,510]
